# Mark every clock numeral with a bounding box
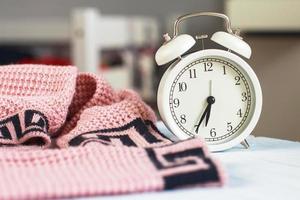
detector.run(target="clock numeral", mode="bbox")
[189,69,197,78]
[227,122,233,132]
[210,128,216,137]
[173,98,180,108]
[180,114,186,124]
[204,62,213,72]
[237,109,243,118]
[178,82,187,92]
[235,76,241,85]
[242,92,248,102]
[222,65,226,75]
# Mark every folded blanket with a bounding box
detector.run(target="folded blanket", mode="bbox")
[0,64,225,200]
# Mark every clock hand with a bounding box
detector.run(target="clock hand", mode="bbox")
[205,96,216,127]
[194,103,210,133]
[206,80,214,127]
[195,96,216,133]
[205,96,215,127]
[195,81,216,132]
[209,80,212,96]
[205,104,212,127]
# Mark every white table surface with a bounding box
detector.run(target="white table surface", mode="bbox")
[83,122,300,200]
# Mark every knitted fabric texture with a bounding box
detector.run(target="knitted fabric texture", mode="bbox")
[0,65,77,147]
[0,64,226,200]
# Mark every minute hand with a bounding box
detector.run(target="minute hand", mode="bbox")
[194,103,211,133]
[194,96,215,133]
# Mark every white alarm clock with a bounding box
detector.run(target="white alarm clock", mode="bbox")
[155,12,262,152]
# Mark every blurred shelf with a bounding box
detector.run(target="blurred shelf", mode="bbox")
[0,19,70,43]
[0,14,159,48]
[226,0,300,32]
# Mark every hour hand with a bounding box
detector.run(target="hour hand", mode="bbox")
[205,104,212,126]
[205,96,215,126]
[205,80,214,127]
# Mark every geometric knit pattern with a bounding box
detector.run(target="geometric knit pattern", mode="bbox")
[0,64,226,200]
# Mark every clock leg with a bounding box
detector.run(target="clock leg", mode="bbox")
[240,139,250,149]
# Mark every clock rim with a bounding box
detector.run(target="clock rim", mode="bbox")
[157,49,262,152]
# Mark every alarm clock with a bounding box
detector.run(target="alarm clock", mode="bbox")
[155,12,262,152]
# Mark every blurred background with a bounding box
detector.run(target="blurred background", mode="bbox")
[0,0,299,141]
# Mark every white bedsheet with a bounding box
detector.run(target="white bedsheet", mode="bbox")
[83,122,300,200]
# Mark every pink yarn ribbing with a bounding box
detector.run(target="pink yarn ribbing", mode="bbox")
[0,64,226,200]
[0,65,77,147]
[58,73,119,137]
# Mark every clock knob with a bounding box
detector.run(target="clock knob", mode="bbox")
[211,31,252,59]
[155,34,196,65]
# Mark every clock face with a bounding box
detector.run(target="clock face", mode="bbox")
[168,56,254,144]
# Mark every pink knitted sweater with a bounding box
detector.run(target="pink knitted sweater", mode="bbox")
[0,64,225,200]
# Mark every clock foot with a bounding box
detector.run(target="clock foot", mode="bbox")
[241,139,250,149]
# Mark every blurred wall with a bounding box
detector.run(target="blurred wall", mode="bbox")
[0,0,224,35]
[248,35,300,141]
